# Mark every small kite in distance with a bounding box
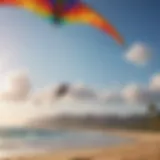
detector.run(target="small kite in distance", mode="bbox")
[54,83,70,99]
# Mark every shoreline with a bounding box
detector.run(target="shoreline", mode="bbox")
[3,128,160,160]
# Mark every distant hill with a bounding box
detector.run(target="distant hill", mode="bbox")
[28,113,152,130]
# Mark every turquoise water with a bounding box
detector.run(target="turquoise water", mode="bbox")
[0,128,133,157]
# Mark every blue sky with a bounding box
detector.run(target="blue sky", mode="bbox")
[0,0,159,125]
[0,0,159,88]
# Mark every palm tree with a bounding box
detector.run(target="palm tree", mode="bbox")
[148,103,157,118]
[147,103,160,130]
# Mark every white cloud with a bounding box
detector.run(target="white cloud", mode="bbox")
[68,83,98,101]
[122,84,151,104]
[149,73,160,91]
[100,91,124,104]
[0,70,31,101]
[125,43,151,66]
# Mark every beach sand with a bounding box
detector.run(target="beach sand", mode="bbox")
[3,129,160,160]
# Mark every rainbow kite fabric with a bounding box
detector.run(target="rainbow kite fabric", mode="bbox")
[0,0,124,45]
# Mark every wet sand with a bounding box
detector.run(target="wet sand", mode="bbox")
[3,129,160,160]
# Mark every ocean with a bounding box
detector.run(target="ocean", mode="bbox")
[0,128,133,158]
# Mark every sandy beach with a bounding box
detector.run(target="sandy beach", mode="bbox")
[3,129,160,160]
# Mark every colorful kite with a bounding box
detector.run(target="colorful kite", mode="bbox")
[0,0,124,45]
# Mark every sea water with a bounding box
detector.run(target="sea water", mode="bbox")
[0,128,133,158]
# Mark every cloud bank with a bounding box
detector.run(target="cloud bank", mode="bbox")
[0,70,160,107]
